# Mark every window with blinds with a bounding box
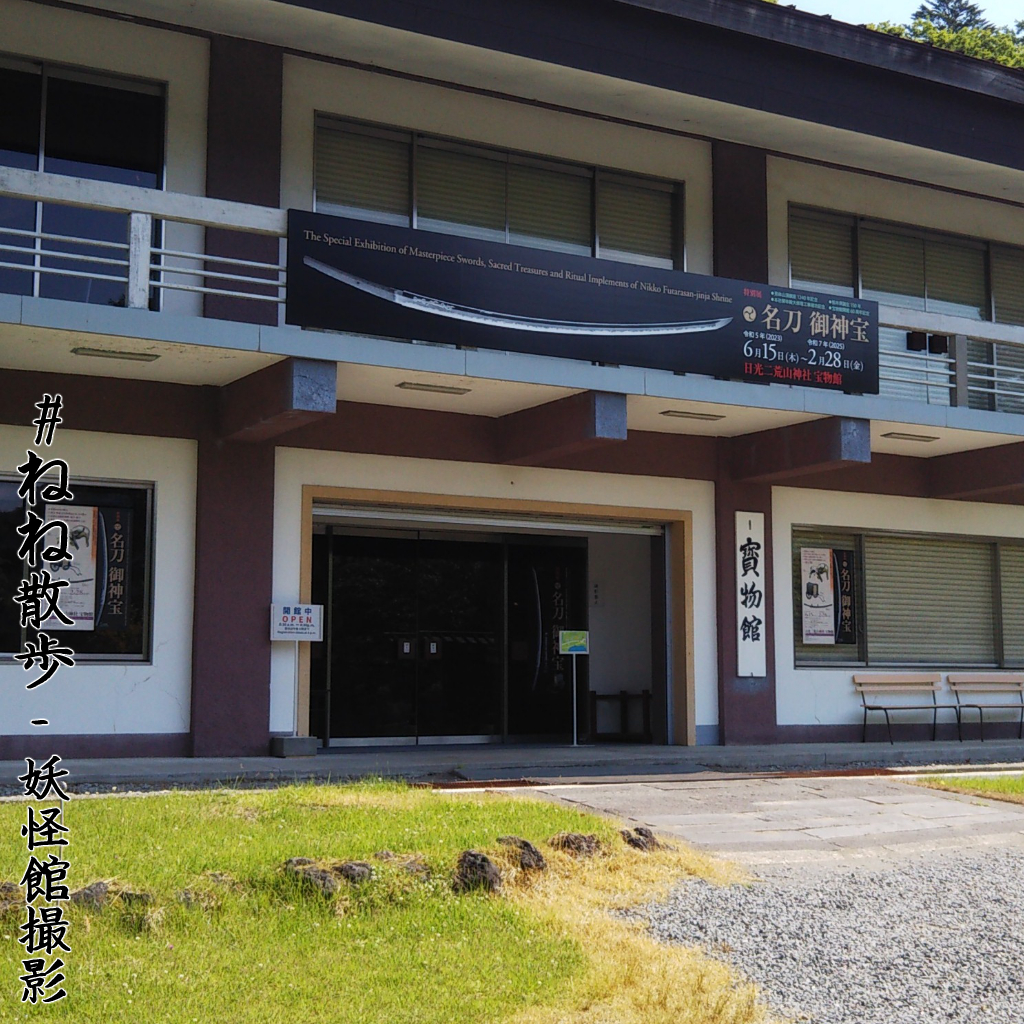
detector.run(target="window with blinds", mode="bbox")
[313,119,681,268]
[597,178,674,269]
[788,205,1018,327]
[1001,545,1024,666]
[508,163,591,256]
[795,528,1024,668]
[417,146,506,242]
[992,246,1024,327]
[863,535,996,666]
[315,127,410,226]
[789,210,855,296]
[860,229,926,310]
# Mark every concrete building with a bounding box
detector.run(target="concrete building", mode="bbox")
[1,0,1023,757]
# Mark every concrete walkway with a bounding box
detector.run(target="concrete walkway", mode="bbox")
[538,774,1024,869]
[2,738,1024,792]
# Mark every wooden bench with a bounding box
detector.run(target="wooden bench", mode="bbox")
[947,674,1024,741]
[853,673,958,744]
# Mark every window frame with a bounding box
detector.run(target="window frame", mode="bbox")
[0,473,156,664]
[313,114,685,269]
[793,524,1024,670]
[787,204,1024,328]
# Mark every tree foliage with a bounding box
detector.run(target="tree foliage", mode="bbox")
[868,6,1024,69]
[912,0,992,31]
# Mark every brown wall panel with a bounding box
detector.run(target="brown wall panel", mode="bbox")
[204,35,283,326]
[712,142,769,283]
[190,436,276,756]
[0,368,211,439]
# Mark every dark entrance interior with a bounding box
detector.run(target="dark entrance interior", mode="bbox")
[309,529,588,744]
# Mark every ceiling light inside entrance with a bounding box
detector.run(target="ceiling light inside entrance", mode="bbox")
[71,346,160,362]
[396,381,472,395]
[659,408,725,421]
[880,431,940,443]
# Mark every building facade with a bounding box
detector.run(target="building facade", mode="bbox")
[1,0,1023,757]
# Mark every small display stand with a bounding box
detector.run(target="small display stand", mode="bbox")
[558,630,590,746]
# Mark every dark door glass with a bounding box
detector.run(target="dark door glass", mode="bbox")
[0,67,42,296]
[325,534,418,739]
[416,539,503,737]
[506,542,587,738]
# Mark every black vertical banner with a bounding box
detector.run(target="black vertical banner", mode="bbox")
[833,548,857,645]
[96,508,131,631]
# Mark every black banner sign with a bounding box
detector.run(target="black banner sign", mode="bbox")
[286,210,879,394]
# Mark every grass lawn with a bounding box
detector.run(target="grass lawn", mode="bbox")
[918,772,1024,806]
[0,781,769,1024]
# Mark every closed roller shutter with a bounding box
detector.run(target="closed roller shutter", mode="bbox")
[315,126,410,225]
[789,209,855,296]
[1001,545,1024,666]
[597,178,674,269]
[860,229,926,311]
[508,163,591,256]
[925,239,986,320]
[992,246,1024,327]
[417,147,506,242]
[863,535,996,665]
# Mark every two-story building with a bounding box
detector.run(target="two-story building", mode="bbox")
[1,0,1023,758]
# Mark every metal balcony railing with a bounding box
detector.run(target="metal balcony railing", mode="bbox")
[0,166,286,313]
[2,166,1024,416]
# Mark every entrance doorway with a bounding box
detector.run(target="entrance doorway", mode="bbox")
[309,529,588,744]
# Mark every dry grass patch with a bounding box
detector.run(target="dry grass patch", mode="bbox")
[493,834,771,1024]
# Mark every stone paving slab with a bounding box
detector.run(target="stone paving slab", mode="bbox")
[535,774,1024,869]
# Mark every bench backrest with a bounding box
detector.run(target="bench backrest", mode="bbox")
[947,674,1024,700]
[853,673,942,704]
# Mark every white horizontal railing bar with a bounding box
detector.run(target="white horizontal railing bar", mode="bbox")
[157,280,283,302]
[968,361,1024,377]
[0,226,129,251]
[880,308,1024,347]
[0,245,130,270]
[0,167,287,235]
[878,364,952,380]
[154,265,285,287]
[0,260,126,283]
[152,247,283,272]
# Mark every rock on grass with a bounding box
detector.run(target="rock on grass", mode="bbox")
[549,832,602,857]
[498,836,547,871]
[454,851,501,893]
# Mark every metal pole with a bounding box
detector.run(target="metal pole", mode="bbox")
[572,654,578,746]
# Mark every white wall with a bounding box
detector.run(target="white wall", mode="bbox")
[0,427,197,736]
[281,55,714,275]
[767,157,1024,288]
[270,450,718,737]
[1,0,209,316]
[772,486,1024,728]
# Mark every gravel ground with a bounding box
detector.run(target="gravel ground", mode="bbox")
[637,847,1024,1024]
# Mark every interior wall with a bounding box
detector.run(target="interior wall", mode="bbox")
[586,532,653,734]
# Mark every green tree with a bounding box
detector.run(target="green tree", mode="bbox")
[912,0,992,31]
[868,5,1024,68]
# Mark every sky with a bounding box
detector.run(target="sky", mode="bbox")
[791,0,1022,28]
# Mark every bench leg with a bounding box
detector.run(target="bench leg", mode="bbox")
[1019,707,1023,741]
[884,709,893,745]
[862,707,868,743]
[979,709,986,742]
[932,706,937,742]
[955,706,962,743]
